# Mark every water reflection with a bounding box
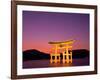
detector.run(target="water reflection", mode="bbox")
[49,62,72,67]
[23,57,89,69]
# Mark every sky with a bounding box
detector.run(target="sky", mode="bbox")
[22,11,89,53]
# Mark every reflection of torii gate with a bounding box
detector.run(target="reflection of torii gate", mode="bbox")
[48,40,74,63]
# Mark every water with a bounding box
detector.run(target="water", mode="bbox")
[23,57,89,69]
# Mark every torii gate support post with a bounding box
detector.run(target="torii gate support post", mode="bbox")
[50,45,60,63]
[62,45,72,63]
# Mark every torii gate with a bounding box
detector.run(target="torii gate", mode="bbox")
[48,40,74,63]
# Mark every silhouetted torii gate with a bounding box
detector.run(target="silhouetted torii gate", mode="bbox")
[48,40,74,63]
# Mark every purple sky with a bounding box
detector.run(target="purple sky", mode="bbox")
[22,11,89,53]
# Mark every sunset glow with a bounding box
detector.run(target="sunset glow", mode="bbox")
[22,11,89,53]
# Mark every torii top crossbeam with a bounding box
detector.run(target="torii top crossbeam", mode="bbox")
[48,40,74,45]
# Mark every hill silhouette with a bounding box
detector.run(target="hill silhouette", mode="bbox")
[23,49,50,61]
[23,49,89,61]
[72,49,89,58]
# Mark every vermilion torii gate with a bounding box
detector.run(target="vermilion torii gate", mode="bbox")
[48,40,74,63]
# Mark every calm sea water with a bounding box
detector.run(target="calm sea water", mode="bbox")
[23,57,89,69]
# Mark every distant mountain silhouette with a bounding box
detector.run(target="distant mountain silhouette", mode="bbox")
[72,49,89,58]
[23,49,50,61]
[23,49,89,61]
